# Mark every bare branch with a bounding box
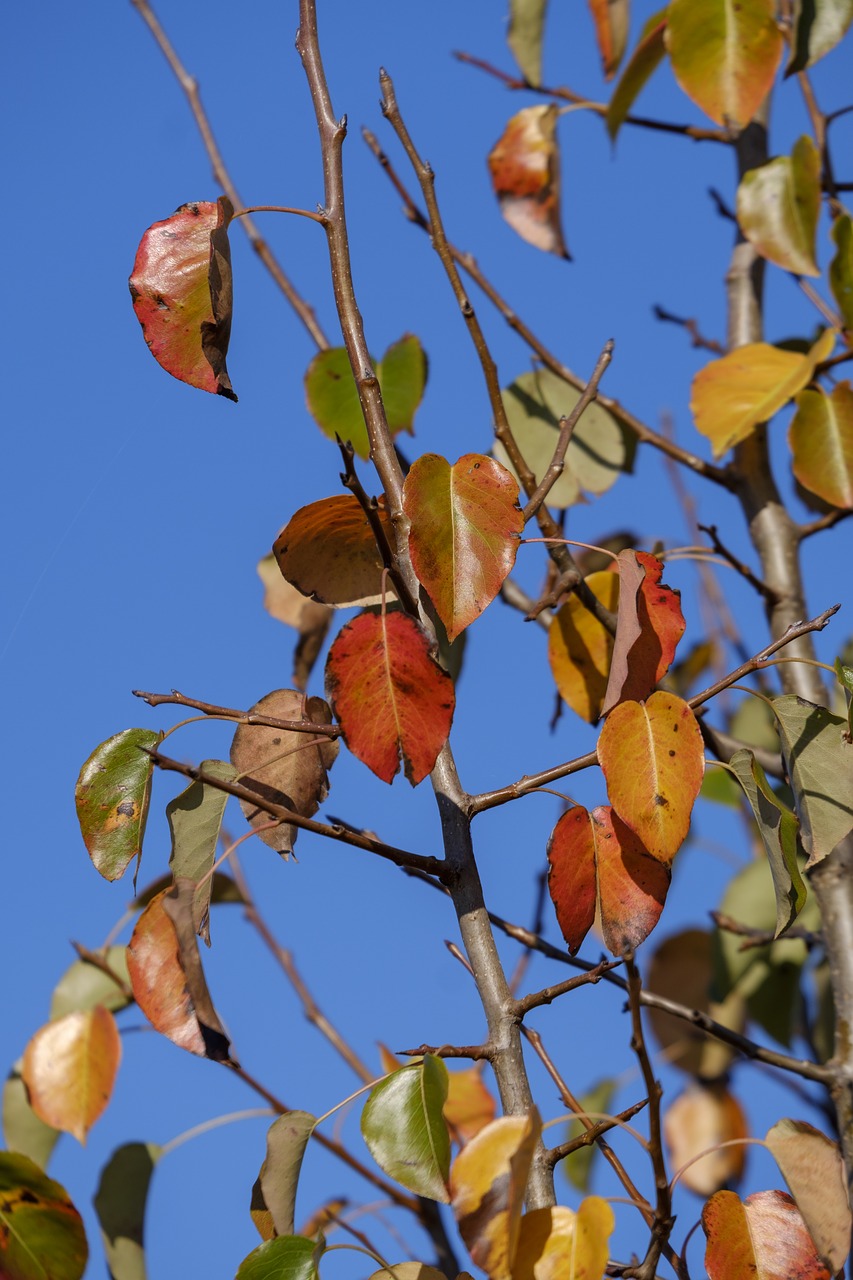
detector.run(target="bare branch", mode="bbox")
[547,1096,650,1165]
[399,1043,494,1061]
[514,959,620,1015]
[652,305,725,354]
[697,523,778,602]
[133,689,341,737]
[336,439,420,616]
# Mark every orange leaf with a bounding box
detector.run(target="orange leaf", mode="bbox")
[513,1199,615,1280]
[601,550,685,714]
[597,692,704,864]
[325,611,455,785]
[663,1083,748,1196]
[548,571,620,723]
[703,1189,831,1280]
[273,495,396,609]
[23,1008,121,1145]
[450,1112,541,1280]
[587,0,630,78]
[444,1067,497,1144]
[691,329,836,457]
[488,106,569,258]
[403,454,522,641]
[129,197,236,400]
[547,805,670,956]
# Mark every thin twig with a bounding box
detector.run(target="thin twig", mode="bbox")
[514,959,620,1015]
[547,1097,650,1165]
[399,1043,494,1061]
[652,306,725,354]
[133,689,341,736]
[336,440,420,616]
[799,507,853,539]
[697,524,777,602]
[711,911,823,952]
[70,942,134,1001]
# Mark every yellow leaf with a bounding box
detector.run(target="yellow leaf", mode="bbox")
[666,0,782,130]
[548,572,620,723]
[23,1007,121,1144]
[789,382,853,509]
[444,1066,497,1143]
[513,1200,615,1280]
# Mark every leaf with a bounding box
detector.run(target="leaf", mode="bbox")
[513,1199,614,1280]
[304,335,426,460]
[230,690,339,855]
[325,611,455,785]
[75,728,161,882]
[691,329,836,457]
[0,1152,88,1280]
[497,368,630,508]
[444,1067,497,1144]
[2,1065,60,1171]
[789,382,853,509]
[597,692,704,863]
[257,555,332,692]
[254,1112,317,1238]
[369,1267,448,1280]
[787,0,853,73]
[273,495,396,609]
[829,214,853,332]
[601,550,685,714]
[129,197,236,400]
[728,750,806,936]
[167,759,237,944]
[450,1112,541,1280]
[547,805,669,956]
[765,1119,851,1273]
[647,929,747,1078]
[235,1235,322,1280]
[736,136,821,277]
[22,1008,121,1145]
[548,572,620,723]
[50,947,132,1020]
[588,0,630,78]
[665,0,783,130]
[835,656,853,737]
[403,454,522,640]
[606,11,668,140]
[93,1142,161,1280]
[488,106,569,258]
[561,1079,617,1194]
[703,1189,832,1280]
[508,0,549,84]
[126,888,232,1062]
[361,1057,451,1202]
[663,1083,747,1196]
[772,694,853,866]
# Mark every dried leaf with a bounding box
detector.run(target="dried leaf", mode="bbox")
[403,453,522,640]
[129,197,236,400]
[663,1083,747,1196]
[23,1008,121,1145]
[765,1119,850,1273]
[257,555,332,691]
[736,136,821,277]
[0,1152,88,1280]
[508,0,549,85]
[273,495,396,609]
[789,382,853,509]
[75,728,161,883]
[548,571,620,723]
[703,1189,831,1280]
[606,11,668,140]
[488,106,569,258]
[588,0,630,78]
[601,550,684,714]
[772,694,853,866]
[513,1199,614,1280]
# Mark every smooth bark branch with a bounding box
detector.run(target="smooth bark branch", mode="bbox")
[133,689,341,736]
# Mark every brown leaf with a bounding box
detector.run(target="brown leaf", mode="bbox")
[257,555,332,691]
[602,551,685,714]
[488,106,569,258]
[588,0,630,78]
[663,1082,748,1196]
[23,1008,121,1145]
[765,1119,851,1274]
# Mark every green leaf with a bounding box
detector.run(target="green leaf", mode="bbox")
[728,750,806,936]
[93,1143,161,1280]
[829,213,853,331]
[562,1078,617,1192]
[2,1065,59,1171]
[0,1152,88,1280]
[606,11,668,140]
[789,383,853,509]
[75,729,162,882]
[787,0,853,73]
[772,694,853,866]
[834,657,853,738]
[361,1056,451,1201]
[167,759,237,945]
[508,0,549,85]
[700,767,744,809]
[255,1112,317,1239]
[304,335,426,460]
[736,136,821,276]
[497,368,630,507]
[235,1236,322,1280]
[50,948,132,1020]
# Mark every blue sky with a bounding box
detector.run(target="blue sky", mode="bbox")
[3,2,852,1277]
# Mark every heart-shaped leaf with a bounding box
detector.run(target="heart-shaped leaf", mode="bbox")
[588,0,629,77]
[93,1142,161,1280]
[129,197,236,400]
[601,550,685,714]
[75,728,162,882]
[0,1152,88,1280]
[765,1119,851,1274]
[772,694,853,866]
[789,382,853,509]
[361,1057,451,1202]
[403,453,522,640]
[23,1008,121,1145]
[488,106,569,257]
[274,495,396,608]
[703,1189,832,1280]
[736,136,821,277]
[548,571,620,723]
[325,611,455,785]
[607,11,668,140]
[513,1199,614,1280]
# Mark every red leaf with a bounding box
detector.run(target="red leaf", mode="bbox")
[129,197,237,400]
[403,454,522,640]
[597,692,704,864]
[703,1189,831,1280]
[547,805,669,955]
[601,551,685,714]
[488,106,569,258]
[325,611,455,785]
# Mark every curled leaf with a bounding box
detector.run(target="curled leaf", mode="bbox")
[607,11,668,140]
[257,554,333,691]
[255,1111,318,1238]
[488,106,569,257]
[601,550,685,714]
[787,0,853,74]
[772,694,853,866]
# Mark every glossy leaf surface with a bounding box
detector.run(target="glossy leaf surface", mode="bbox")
[23,1008,121,1145]
[787,0,853,72]
[326,611,455,785]
[736,136,821,276]
[167,759,236,944]
[829,214,853,330]
[488,106,569,257]
[274,494,395,609]
[597,692,704,863]
[606,11,668,139]
[403,453,522,640]
[663,1082,747,1196]
[547,804,669,955]
[601,550,685,714]
[548,571,620,723]
[508,0,548,84]
[129,197,236,400]
[729,749,806,936]
[236,1235,321,1280]
[773,694,853,865]
[692,329,835,456]
[666,0,783,129]
[513,1199,614,1280]
[257,555,332,691]
[304,335,426,460]
[361,1057,451,1202]
[75,729,161,882]
[588,0,629,77]
[0,1152,88,1280]
[93,1142,161,1280]
[703,1189,831,1280]
[789,383,853,509]
[256,1111,317,1238]
[766,1119,851,1273]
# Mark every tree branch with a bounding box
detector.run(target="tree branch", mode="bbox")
[133,689,341,736]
